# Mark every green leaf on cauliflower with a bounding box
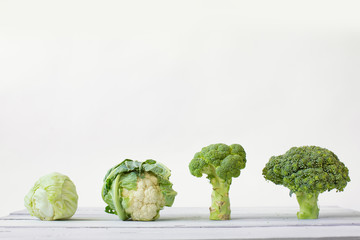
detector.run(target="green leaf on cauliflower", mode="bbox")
[119,172,138,190]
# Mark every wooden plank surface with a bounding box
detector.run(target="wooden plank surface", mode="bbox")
[1,207,360,239]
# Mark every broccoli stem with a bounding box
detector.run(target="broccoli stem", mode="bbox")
[209,177,231,220]
[295,192,319,219]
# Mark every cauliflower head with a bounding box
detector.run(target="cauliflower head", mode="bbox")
[102,159,177,221]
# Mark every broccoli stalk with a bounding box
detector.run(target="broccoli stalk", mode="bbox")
[209,176,231,220]
[296,192,319,219]
[263,146,350,219]
[189,143,247,220]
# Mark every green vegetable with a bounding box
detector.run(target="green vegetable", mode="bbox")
[24,172,78,220]
[263,146,350,219]
[102,159,177,221]
[189,143,247,220]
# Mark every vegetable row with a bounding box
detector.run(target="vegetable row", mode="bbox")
[24,144,350,221]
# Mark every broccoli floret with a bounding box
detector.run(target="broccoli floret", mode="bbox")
[189,143,247,220]
[263,146,350,219]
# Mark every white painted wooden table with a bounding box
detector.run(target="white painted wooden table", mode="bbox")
[1,207,360,239]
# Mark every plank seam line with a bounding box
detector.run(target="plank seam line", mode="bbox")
[1,224,360,229]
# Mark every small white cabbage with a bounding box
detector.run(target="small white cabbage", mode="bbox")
[24,172,78,220]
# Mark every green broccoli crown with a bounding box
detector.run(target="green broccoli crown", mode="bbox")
[189,143,246,181]
[263,146,350,194]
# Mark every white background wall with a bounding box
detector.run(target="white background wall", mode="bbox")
[1,0,360,218]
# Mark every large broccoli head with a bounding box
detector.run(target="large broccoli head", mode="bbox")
[189,143,246,220]
[263,146,350,219]
[263,146,350,194]
[189,143,246,181]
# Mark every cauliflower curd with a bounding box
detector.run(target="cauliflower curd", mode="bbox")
[122,173,165,221]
